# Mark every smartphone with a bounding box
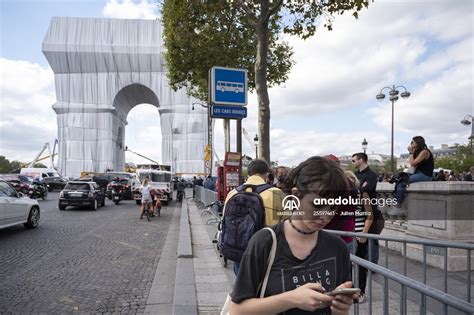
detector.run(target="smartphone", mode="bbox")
[325,288,361,296]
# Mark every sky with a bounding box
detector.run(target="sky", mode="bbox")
[0,0,473,168]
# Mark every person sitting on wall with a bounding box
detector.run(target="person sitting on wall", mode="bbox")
[387,136,434,216]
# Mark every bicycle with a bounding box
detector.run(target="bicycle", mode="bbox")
[141,200,154,221]
[204,201,227,267]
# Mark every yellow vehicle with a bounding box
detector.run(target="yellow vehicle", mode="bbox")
[79,171,99,178]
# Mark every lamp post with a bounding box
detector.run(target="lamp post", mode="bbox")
[362,138,368,154]
[254,134,259,159]
[461,115,474,154]
[376,85,411,173]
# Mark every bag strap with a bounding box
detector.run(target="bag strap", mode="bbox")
[259,227,277,298]
[236,183,272,193]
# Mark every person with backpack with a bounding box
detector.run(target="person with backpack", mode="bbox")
[228,156,355,314]
[221,159,285,275]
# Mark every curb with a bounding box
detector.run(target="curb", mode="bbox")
[173,199,198,315]
[144,204,180,314]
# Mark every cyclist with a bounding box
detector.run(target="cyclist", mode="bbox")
[140,177,152,219]
[176,178,186,201]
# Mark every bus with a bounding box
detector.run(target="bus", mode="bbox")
[217,81,244,93]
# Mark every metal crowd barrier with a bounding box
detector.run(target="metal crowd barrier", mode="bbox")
[325,230,474,314]
[194,185,217,208]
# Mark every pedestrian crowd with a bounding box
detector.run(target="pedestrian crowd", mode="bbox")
[214,135,473,314]
[220,154,382,314]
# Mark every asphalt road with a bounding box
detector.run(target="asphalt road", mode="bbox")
[0,191,179,314]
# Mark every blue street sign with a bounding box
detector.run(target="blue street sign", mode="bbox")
[211,105,247,119]
[210,66,247,106]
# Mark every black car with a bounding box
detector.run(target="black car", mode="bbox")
[58,181,106,211]
[43,177,68,191]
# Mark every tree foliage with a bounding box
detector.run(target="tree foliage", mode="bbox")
[162,0,294,101]
[435,145,474,173]
[0,156,23,173]
[161,0,370,163]
[0,156,10,173]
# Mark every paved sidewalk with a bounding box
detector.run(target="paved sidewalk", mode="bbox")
[188,200,233,314]
[145,197,472,314]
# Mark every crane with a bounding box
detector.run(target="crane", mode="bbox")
[26,153,58,165]
[242,128,256,150]
[23,140,61,175]
[125,147,160,165]
[213,149,221,166]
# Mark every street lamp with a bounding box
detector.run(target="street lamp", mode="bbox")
[376,85,411,173]
[254,134,259,159]
[461,115,474,154]
[362,138,368,153]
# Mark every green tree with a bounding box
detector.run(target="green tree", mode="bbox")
[162,0,369,163]
[9,161,23,173]
[0,156,11,173]
[435,145,474,173]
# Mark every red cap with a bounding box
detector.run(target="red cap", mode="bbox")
[324,154,340,165]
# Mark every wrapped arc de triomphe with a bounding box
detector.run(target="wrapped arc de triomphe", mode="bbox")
[42,17,208,178]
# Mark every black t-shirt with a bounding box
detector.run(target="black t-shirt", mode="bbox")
[355,167,377,199]
[415,150,434,177]
[231,222,351,315]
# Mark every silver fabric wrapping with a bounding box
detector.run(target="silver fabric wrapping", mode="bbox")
[42,17,207,178]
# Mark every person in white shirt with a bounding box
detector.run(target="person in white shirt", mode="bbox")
[140,177,151,219]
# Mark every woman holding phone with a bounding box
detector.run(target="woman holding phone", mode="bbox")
[229,156,358,315]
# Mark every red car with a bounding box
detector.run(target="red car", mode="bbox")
[0,174,33,193]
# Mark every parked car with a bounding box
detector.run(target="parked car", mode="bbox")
[43,177,68,191]
[58,181,106,211]
[0,179,40,230]
[0,174,34,194]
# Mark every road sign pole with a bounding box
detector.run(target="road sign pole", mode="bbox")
[224,119,231,152]
[236,119,243,184]
[208,105,213,176]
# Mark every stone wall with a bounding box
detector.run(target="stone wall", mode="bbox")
[376,181,474,271]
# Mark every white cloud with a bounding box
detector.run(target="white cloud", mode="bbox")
[102,0,158,20]
[369,61,473,141]
[236,0,473,164]
[2,0,472,170]
[0,58,57,163]
[265,0,473,120]
[125,104,162,164]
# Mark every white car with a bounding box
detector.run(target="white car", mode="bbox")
[0,180,40,230]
